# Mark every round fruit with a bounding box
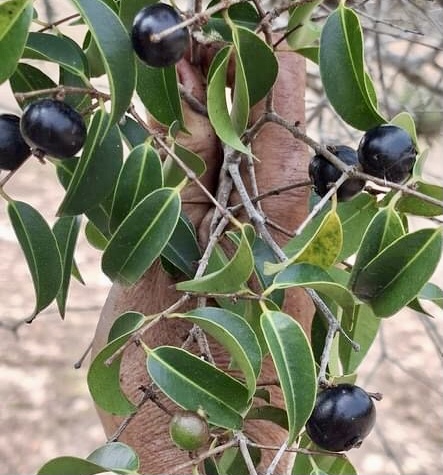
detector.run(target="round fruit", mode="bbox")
[309,145,366,202]
[306,384,376,452]
[132,3,189,68]
[0,114,31,171]
[169,411,209,451]
[358,124,416,183]
[20,99,86,159]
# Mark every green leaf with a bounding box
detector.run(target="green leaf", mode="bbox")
[102,187,181,285]
[246,405,288,430]
[233,26,277,106]
[230,37,249,136]
[87,442,139,472]
[72,0,136,133]
[85,220,108,251]
[147,346,249,429]
[161,214,201,278]
[287,1,322,50]
[339,304,381,374]
[118,115,149,148]
[349,206,406,289]
[59,67,92,110]
[337,193,378,260]
[292,435,357,475]
[37,442,139,475]
[0,1,32,85]
[9,62,57,108]
[266,209,342,274]
[218,446,261,475]
[57,110,123,216]
[180,307,262,397]
[271,263,356,311]
[136,62,184,128]
[24,32,87,78]
[176,224,255,293]
[88,312,144,415]
[53,216,82,318]
[319,6,385,130]
[353,228,443,317]
[260,311,316,444]
[207,46,251,155]
[163,142,206,188]
[396,181,443,217]
[8,201,62,319]
[409,282,443,316]
[390,111,418,147]
[110,142,163,232]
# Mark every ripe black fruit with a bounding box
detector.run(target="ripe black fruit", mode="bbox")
[309,145,365,201]
[132,3,189,68]
[0,114,31,171]
[20,99,86,159]
[358,124,416,183]
[306,384,376,452]
[169,411,209,451]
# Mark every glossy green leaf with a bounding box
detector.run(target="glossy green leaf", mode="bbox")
[287,1,322,50]
[270,263,356,310]
[292,435,357,475]
[390,111,418,147]
[180,307,262,397]
[260,311,316,444]
[161,214,201,278]
[349,206,405,289]
[233,26,278,106]
[85,221,108,251]
[218,446,261,475]
[353,228,443,317]
[136,62,184,128]
[396,181,443,217]
[72,0,136,133]
[24,32,87,78]
[230,37,249,136]
[57,110,122,216]
[409,282,443,316]
[59,67,92,110]
[118,115,149,148]
[337,193,378,260]
[339,304,381,374]
[110,143,163,232]
[163,142,206,187]
[88,312,144,415]
[246,405,288,430]
[8,201,62,319]
[207,46,251,155]
[37,442,139,475]
[102,187,181,285]
[53,216,82,318]
[0,1,32,85]
[319,6,385,130]
[176,224,255,293]
[9,62,57,108]
[266,209,342,274]
[147,346,249,429]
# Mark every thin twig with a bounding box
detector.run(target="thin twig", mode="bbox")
[264,439,288,475]
[237,432,259,475]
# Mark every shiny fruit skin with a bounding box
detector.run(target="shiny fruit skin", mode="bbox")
[131,3,189,68]
[0,114,31,170]
[358,124,416,183]
[309,145,365,202]
[20,99,86,159]
[169,411,209,451]
[306,384,376,452]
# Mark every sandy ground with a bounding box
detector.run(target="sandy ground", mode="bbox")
[0,1,442,474]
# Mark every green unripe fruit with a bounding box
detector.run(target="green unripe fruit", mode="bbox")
[169,411,209,451]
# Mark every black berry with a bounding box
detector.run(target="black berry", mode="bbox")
[358,124,416,183]
[132,3,189,68]
[309,145,366,202]
[169,411,209,451]
[306,384,376,452]
[20,99,87,159]
[0,114,31,171]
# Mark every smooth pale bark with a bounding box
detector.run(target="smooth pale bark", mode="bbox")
[92,47,313,474]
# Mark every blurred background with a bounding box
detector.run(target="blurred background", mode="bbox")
[0,1,442,474]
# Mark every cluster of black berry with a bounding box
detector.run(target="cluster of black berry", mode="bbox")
[0,99,86,171]
[309,124,417,202]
